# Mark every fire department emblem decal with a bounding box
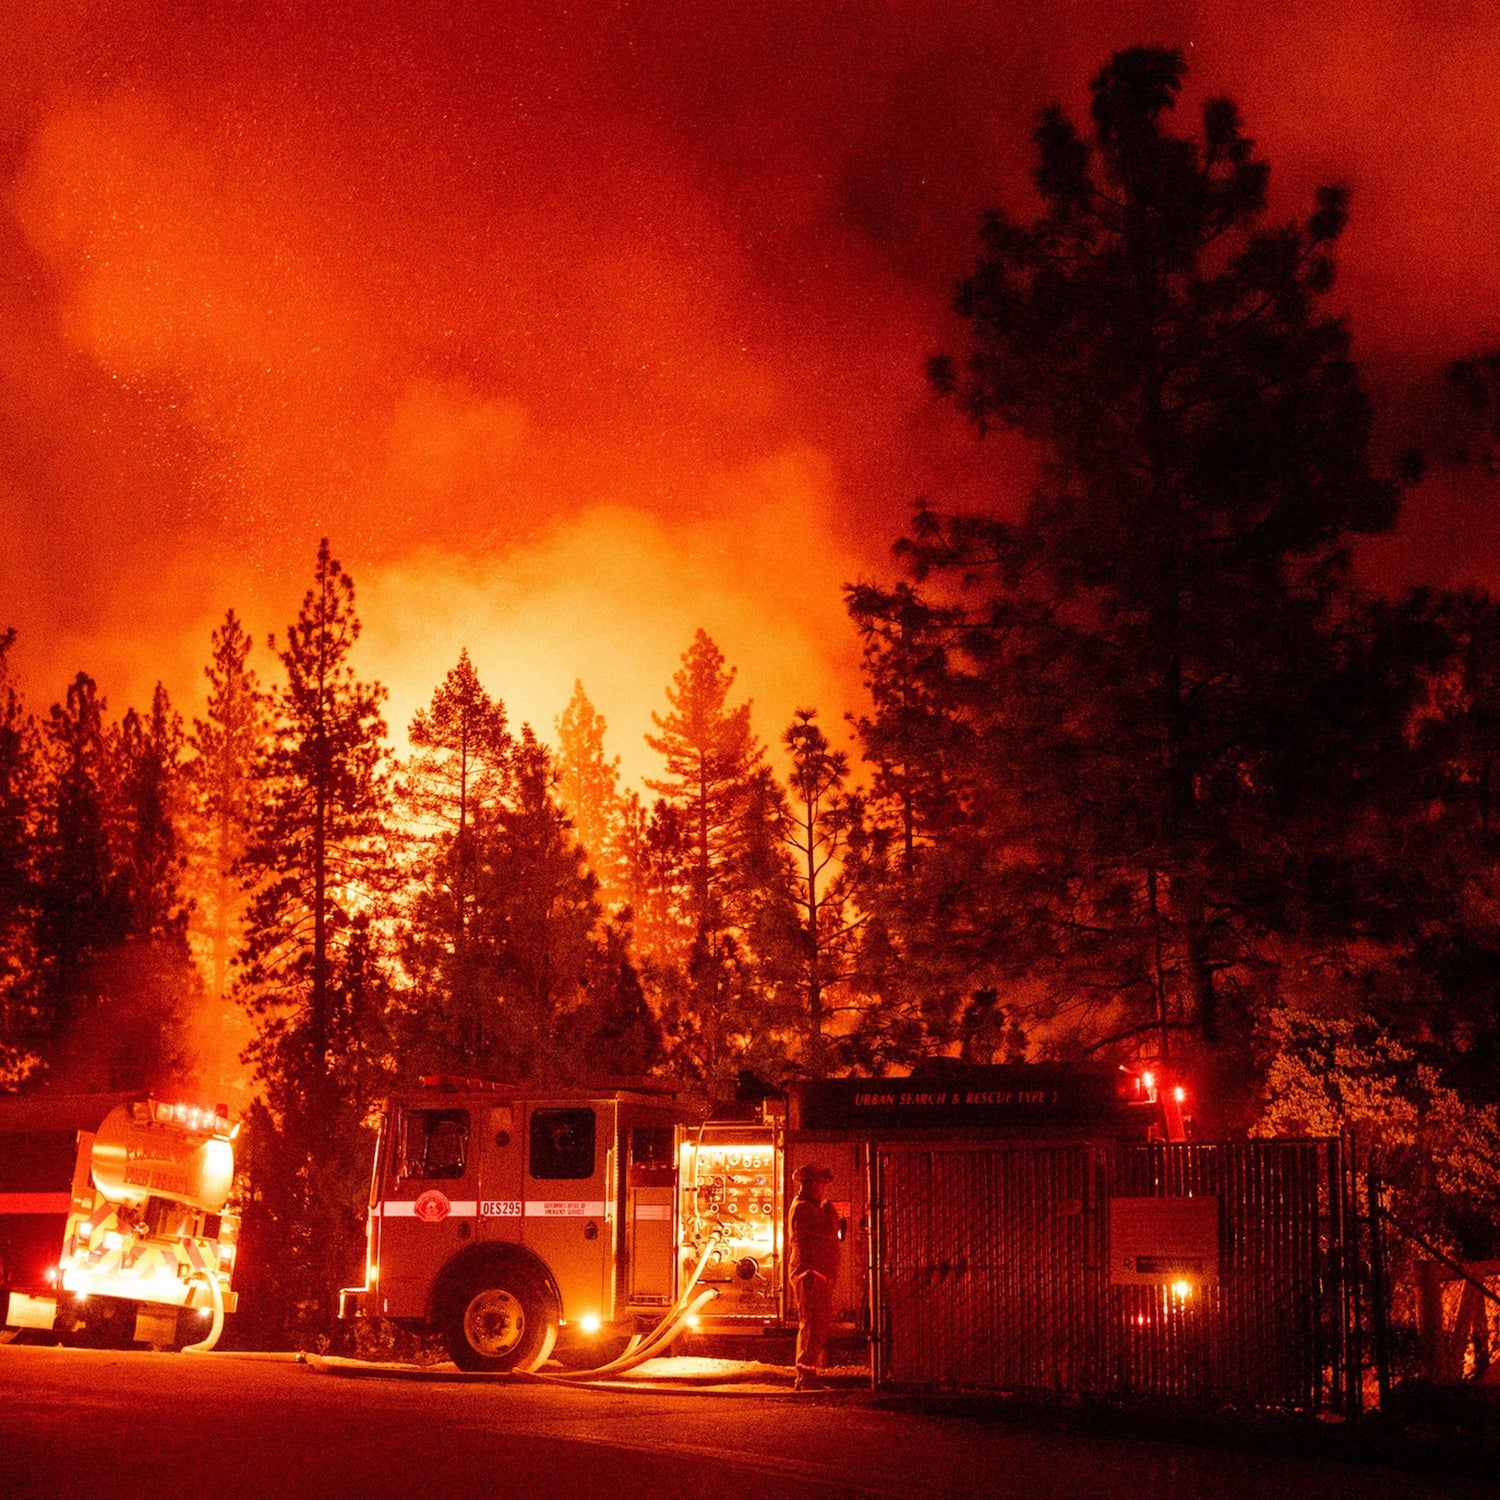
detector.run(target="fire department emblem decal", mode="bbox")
[413,1190,452,1223]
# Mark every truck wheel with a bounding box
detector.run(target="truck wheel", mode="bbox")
[57,1295,133,1350]
[443,1269,555,1373]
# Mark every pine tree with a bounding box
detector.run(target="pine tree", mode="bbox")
[555,680,625,908]
[188,610,268,1004]
[842,582,995,1068]
[403,650,512,945]
[882,47,1399,1084]
[0,630,40,1085]
[28,675,196,1091]
[618,790,695,977]
[98,684,199,1090]
[241,540,393,1122]
[841,585,1005,1067]
[844,583,965,878]
[396,645,513,1068]
[1398,588,1500,1101]
[646,630,766,945]
[397,650,513,1071]
[644,631,798,1089]
[781,709,862,1068]
[238,539,393,1340]
[115,685,189,943]
[467,728,602,1080]
[33,673,128,1047]
[577,913,663,1080]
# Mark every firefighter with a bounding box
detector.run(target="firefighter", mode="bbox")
[789,1162,840,1390]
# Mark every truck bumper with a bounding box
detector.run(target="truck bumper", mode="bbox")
[61,1268,238,1314]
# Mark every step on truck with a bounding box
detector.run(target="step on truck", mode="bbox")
[0,1092,240,1350]
[339,1063,1185,1372]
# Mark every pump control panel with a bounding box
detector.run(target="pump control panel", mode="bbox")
[681,1122,781,1321]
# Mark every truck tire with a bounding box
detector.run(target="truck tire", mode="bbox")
[57,1294,134,1350]
[442,1267,555,1373]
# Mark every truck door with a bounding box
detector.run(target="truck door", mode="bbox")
[379,1105,479,1320]
[624,1120,676,1309]
[522,1103,609,1326]
[475,1102,524,1244]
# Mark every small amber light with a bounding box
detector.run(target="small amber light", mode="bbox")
[1171,1279,1193,1300]
[579,1313,601,1334]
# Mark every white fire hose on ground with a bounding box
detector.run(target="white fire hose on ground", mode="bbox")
[539,1229,725,1381]
[543,1285,719,1380]
[181,1269,225,1354]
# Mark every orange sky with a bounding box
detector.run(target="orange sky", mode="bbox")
[4,2,1500,782]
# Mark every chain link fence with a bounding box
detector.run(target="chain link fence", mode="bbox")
[874,1139,1359,1412]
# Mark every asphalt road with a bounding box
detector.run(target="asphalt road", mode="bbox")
[0,1344,1487,1499]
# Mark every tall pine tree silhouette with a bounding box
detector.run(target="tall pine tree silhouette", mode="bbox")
[555,680,625,909]
[646,630,765,947]
[397,649,512,1071]
[33,674,126,1051]
[188,610,268,1005]
[237,539,393,1342]
[781,708,861,1069]
[0,631,39,1084]
[645,630,792,1088]
[469,727,601,1080]
[867,47,1399,1085]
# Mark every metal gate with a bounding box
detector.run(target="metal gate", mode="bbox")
[873,1139,1359,1412]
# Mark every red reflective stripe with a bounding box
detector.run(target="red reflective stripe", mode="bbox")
[0,1192,72,1214]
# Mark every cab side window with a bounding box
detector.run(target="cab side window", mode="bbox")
[529,1108,595,1179]
[630,1125,674,1171]
[398,1108,470,1181]
[628,1124,676,1187]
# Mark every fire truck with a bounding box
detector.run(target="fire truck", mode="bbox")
[0,1092,240,1351]
[339,1062,1185,1372]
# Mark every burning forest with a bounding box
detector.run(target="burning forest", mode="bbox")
[2,19,1499,1372]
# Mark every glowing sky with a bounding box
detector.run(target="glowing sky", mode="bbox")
[4,2,1499,781]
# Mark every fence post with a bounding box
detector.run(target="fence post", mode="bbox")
[1342,1134,1364,1422]
[866,1145,882,1392]
[1368,1161,1392,1413]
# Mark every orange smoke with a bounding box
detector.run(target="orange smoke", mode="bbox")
[5,1,1500,743]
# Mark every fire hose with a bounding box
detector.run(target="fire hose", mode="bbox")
[181,1267,225,1354]
[542,1229,724,1380]
[543,1285,719,1380]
